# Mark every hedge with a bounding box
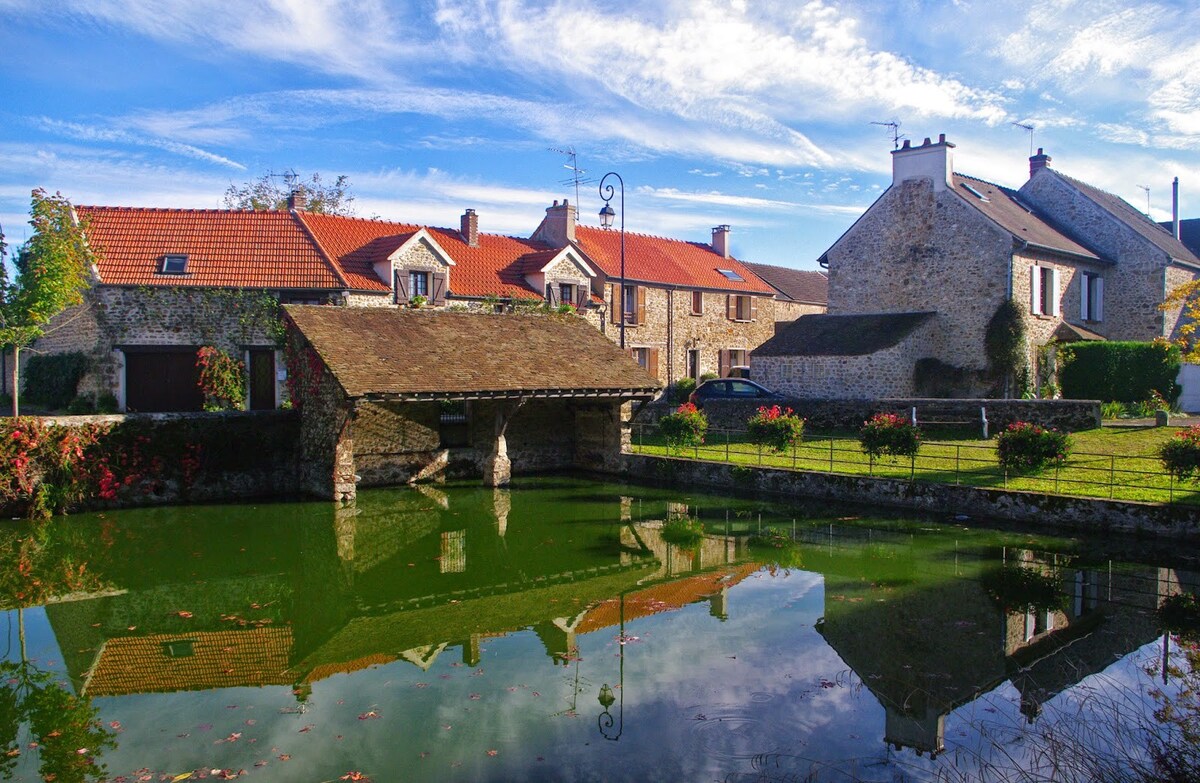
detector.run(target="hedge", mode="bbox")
[1059,341,1181,404]
[22,352,91,410]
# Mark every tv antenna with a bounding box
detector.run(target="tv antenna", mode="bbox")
[870,120,905,150]
[269,168,300,190]
[1137,184,1151,214]
[549,146,595,207]
[1011,122,1035,156]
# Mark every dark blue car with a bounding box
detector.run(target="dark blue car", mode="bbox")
[688,378,783,406]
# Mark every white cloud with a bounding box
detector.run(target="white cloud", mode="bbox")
[34,118,246,170]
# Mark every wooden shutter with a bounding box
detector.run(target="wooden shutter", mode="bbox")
[750,296,759,322]
[394,268,409,304]
[719,349,730,377]
[576,285,588,309]
[636,286,646,325]
[610,284,619,324]
[546,283,557,305]
[432,271,447,305]
[1094,277,1104,321]
[1030,266,1041,314]
[1049,268,1061,317]
[726,294,735,320]
[647,348,659,380]
[1080,273,1090,321]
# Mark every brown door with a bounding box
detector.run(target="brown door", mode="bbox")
[249,350,275,410]
[125,350,204,412]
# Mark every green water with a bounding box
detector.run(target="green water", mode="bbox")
[0,476,1195,782]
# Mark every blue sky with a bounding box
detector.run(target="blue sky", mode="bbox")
[2,0,1198,270]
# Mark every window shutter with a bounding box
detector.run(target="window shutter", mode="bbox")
[1030,266,1041,314]
[719,349,730,377]
[1080,273,1090,321]
[546,283,557,305]
[576,285,587,309]
[726,295,734,320]
[1094,277,1104,322]
[432,271,447,305]
[636,286,647,325]
[1049,268,1061,317]
[647,348,659,380]
[394,268,409,304]
[610,284,619,324]
[750,296,758,322]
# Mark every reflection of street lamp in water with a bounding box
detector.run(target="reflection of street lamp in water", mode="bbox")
[597,593,625,740]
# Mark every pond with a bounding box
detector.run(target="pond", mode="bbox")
[1,476,1197,782]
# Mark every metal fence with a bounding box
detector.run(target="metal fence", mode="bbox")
[630,423,1195,506]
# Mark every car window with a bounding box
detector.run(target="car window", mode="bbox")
[701,381,728,396]
[728,381,759,397]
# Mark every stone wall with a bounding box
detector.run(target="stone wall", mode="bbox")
[286,329,356,501]
[752,318,938,399]
[645,397,1099,432]
[772,300,826,322]
[619,454,1200,541]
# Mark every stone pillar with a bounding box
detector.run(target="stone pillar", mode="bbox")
[483,400,523,487]
[492,487,511,535]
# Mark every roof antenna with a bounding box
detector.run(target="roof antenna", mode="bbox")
[870,120,905,150]
[549,147,595,207]
[1137,184,1151,215]
[1011,122,1035,156]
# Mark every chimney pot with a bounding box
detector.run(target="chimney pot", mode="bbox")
[461,208,479,247]
[923,137,932,146]
[287,188,307,211]
[938,133,946,143]
[1029,148,1052,180]
[901,139,911,149]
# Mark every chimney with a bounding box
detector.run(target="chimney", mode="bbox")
[891,133,955,191]
[286,188,307,211]
[540,198,576,246]
[461,208,479,247]
[1173,177,1181,240]
[1029,147,1052,179]
[712,225,731,259]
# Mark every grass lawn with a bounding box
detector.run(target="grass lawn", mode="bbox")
[630,423,1200,505]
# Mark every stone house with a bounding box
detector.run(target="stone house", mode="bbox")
[531,201,780,385]
[741,261,828,322]
[754,134,1200,399]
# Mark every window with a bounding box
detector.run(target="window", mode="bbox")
[439,400,469,448]
[158,254,188,274]
[611,283,644,325]
[623,285,637,324]
[1080,273,1103,322]
[631,347,659,377]
[716,268,745,281]
[691,290,704,315]
[560,283,575,306]
[162,639,196,658]
[728,380,760,397]
[1030,265,1060,316]
[720,348,747,377]
[728,295,754,322]
[410,270,430,298]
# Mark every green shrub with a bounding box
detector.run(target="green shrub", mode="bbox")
[747,404,805,453]
[1059,341,1181,404]
[699,372,719,382]
[1101,401,1125,419]
[196,346,245,412]
[65,395,96,415]
[657,402,708,452]
[668,377,697,405]
[859,412,922,460]
[22,352,91,410]
[96,393,119,414]
[995,421,1072,474]
[661,514,705,547]
[1160,426,1200,482]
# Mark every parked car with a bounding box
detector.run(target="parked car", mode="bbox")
[688,378,784,406]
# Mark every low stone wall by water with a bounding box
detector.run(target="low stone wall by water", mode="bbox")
[646,397,1101,433]
[618,454,1200,541]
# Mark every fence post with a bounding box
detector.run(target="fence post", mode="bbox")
[792,441,797,471]
[829,437,834,473]
[1109,455,1115,499]
[910,452,915,480]
[955,445,960,485]
[725,429,730,463]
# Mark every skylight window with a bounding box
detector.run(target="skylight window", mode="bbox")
[716,268,745,281]
[961,184,990,202]
[159,254,189,274]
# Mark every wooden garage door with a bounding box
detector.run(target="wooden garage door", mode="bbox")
[125,350,204,412]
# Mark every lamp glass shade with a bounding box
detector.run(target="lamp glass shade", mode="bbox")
[599,203,616,229]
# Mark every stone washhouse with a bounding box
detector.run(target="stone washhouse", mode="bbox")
[283,306,661,501]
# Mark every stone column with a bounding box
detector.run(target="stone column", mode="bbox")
[483,400,523,487]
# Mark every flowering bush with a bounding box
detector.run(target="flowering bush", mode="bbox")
[747,405,805,453]
[657,402,708,451]
[859,413,922,460]
[995,421,1072,474]
[1160,426,1200,482]
[196,346,246,411]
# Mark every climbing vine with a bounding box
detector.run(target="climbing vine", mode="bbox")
[984,299,1027,396]
[196,346,246,411]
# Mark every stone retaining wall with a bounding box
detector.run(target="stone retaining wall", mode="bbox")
[618,454,1200,541]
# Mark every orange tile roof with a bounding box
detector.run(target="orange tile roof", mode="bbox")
[575,226,775,294]
[576,564,758,634]
[78,207,344,290]
[84,627,294,696]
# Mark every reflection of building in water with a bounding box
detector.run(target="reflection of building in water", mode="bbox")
[816,534,1179,759]
[439,530,467,573]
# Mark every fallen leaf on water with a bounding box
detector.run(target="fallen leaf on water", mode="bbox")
[357,711,380,720]
[170,774,192,782]
[298,725,314,733]
[176,611,193,619]
[486,750,498,757]
[278,754,291,761]
[109,721,122,731]
[469,694,481,701]
[340,773,371,782]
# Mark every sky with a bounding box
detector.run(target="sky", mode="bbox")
[1,0,1199,270]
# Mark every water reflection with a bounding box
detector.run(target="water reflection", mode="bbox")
[0,478,1195,781]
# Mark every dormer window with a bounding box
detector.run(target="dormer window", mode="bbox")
[716,268,744,281]
[159,254,189,274]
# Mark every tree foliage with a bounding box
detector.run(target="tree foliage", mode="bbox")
[222,172,356,215]
[1163,279,1200,362]
[984,298,1027,395]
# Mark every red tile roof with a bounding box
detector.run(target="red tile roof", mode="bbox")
[78,207,344,289]
[574,226,775,294]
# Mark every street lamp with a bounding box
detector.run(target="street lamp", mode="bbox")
[599,172,626,350]
[597,592,625,741]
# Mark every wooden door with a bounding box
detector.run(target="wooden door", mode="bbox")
[125,350,203,412]
[249,349,275,410]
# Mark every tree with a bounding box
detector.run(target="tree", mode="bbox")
[0,190,95,416]
[1163,281,1200,362]
[223,171,356,215]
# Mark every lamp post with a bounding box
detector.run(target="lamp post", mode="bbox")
[597,591,625,741]
[599,172,626,350]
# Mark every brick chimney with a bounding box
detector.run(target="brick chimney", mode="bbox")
[712,225,731,259]
[286,188,307,211]
[539,199,576,246]
[891,133,955,192]
[1029,147,1052,180]
[460,208,479,247]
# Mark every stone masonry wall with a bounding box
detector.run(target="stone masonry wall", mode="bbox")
[752,318,938,399]
[772,299,826,322]
[825,178,1012,378]
[604,282,777,385]
[1020,172,1190,340]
